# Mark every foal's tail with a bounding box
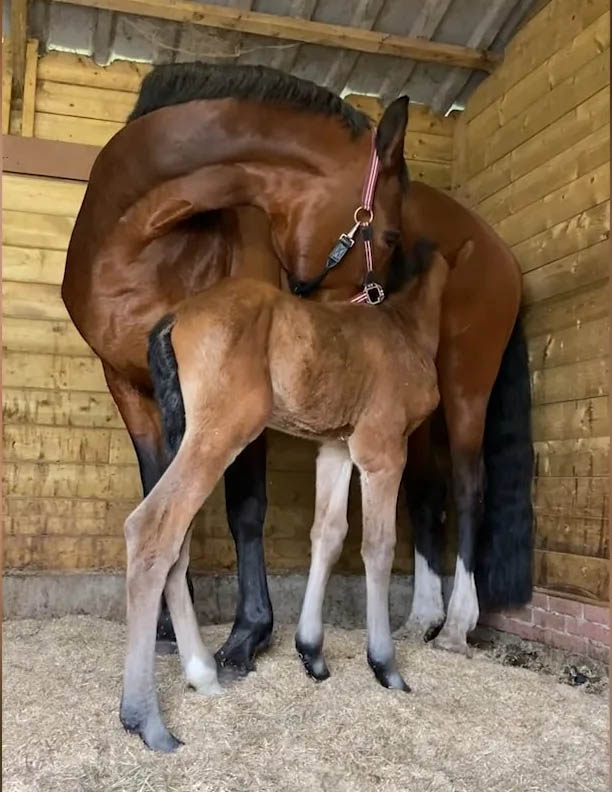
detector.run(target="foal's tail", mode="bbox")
[476,318,534,608]
[148,314,186,461]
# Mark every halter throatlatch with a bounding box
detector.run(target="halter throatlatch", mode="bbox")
[290,134,386,305]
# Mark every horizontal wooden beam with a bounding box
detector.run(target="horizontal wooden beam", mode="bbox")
[51,0,501,72]
[3,135,99,180]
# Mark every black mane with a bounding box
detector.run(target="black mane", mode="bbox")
[128,61,371,136]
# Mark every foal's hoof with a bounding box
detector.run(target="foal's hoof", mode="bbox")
[368,655,410,692]
[296,638,330,682]
[433,631,472,657]
[121,712,183,753]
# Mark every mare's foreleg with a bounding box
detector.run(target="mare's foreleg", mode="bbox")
[295,442,353,681]
[215,432,274,679]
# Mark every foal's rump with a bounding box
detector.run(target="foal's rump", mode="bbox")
[148,281,276,462]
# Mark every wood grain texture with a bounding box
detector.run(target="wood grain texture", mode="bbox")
[21,40,39,137]
[2,40,13,135]
[463,0,609,122]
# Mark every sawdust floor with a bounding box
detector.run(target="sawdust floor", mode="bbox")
[2,616,608,792]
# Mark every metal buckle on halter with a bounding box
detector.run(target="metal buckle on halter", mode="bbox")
[364,281,385,305]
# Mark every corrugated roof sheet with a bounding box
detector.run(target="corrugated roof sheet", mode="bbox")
[7,0,540,113]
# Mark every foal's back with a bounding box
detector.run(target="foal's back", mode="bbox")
[172,276,439,443]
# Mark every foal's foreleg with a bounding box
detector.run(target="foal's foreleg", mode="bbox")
[295,442,353,681]
[358,460,409,692]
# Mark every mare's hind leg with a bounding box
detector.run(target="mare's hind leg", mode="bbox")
[215,433,273,680]
[433,367,489,655]
[102,364,192,652]
[295,442,353,681]
[353,437,409,691]
[400,418,447,641]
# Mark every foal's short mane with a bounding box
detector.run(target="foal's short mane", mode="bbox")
[385,238,436,296]
[128,62,371,136]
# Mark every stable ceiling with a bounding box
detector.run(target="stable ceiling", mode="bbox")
[4,0,543,114]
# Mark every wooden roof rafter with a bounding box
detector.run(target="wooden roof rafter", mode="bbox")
[48,0,503,72]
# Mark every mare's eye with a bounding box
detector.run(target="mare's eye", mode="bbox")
[384,230,401,248]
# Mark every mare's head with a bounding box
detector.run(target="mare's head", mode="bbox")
[278,96,411,302]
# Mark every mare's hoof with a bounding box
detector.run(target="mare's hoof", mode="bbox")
[433,631,472,657]
[368,655,411,692]
[214,652,254,683]
[296,637,330,682]
[215,628,271,683]
[156,639,178,656]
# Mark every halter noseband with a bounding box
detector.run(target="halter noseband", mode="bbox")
[290,135,386,305]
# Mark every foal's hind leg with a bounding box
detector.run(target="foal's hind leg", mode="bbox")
[353,439,409,691]
[121,439,239,751]
[295,442,353,681]
[215,432,273,680]
[102,364,192,652]
[165,526,221,695]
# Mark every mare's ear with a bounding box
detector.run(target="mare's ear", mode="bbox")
[375,96,409,171]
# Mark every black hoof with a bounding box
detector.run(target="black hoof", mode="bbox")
[367,654,410,692]
[155,639,178,656]
[296,637,330,682]
[214,620,273,682]
[424,623,444,643]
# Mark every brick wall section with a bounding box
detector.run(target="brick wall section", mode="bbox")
[479,592,609,663]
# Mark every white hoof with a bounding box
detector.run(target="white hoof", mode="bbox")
[185,656,223,696]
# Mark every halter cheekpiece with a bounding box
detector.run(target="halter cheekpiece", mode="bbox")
[290,134,386,305]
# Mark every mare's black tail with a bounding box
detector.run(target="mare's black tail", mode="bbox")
[476,318,534,608]
[148,315,186,461]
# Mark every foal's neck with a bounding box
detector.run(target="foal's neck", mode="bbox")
[384,250,450,359]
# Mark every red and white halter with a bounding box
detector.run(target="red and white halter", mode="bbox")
[289,133,387,304]
[349,135,385,305]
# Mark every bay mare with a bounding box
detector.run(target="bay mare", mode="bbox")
[62,62,533,676]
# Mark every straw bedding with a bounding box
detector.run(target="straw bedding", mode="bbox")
[2,616,608,792]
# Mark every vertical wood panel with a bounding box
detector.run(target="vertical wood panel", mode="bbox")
[455,4,610,604]
[21,40,39,138]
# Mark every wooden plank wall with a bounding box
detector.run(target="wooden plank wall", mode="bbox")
[30,52,455,190]
[453,0,610,603]
[1,171,418,574]
[4,48,456,575]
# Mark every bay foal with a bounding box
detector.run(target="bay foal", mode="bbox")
[121,241,455,751]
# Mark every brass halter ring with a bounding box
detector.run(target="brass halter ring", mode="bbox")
[353,205,374,226]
